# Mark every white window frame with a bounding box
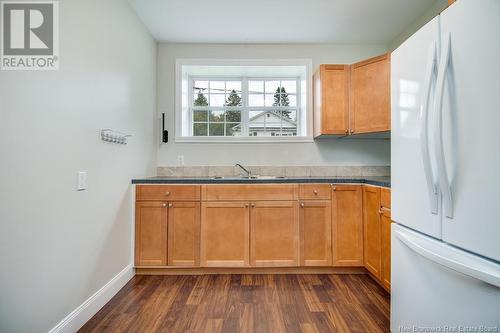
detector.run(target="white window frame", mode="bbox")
[175,59,313,143]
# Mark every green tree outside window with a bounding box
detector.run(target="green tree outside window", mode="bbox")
[194,90,208,106]
[273,86,291,119]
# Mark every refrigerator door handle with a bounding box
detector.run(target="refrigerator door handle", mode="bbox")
[395,230,500,288]
[420,41,439,214]
[433,32,454,218]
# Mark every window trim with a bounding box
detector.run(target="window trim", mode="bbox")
[175,58,313,143]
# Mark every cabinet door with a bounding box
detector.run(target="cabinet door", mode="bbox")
[299,200,332,266]
[200,201,249,267]
[363,186,382,278]
[251,201,299,267]
[314,65,349,136]
[135,202,167,266]
[332,185,364,266]
[380,208,392,291]
[167,202,200,267]
[381,187,391,210]
[351,54,390,134]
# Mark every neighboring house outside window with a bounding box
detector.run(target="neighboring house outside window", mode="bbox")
[235,111,298,137]
[176,60,312,142]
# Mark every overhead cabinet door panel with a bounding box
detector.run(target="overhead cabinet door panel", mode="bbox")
[314,65,349,136]
[351,54,390,134]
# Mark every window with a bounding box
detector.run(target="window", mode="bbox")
[176,60,312,142]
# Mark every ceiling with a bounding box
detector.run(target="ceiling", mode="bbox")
[128,0,442,44]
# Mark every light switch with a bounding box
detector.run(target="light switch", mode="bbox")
[77,171,87,191]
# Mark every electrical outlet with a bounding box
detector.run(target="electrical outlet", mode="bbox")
[177,155,185,166]
[77,171,87,191]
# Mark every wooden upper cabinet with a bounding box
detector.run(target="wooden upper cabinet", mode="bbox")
[351,54,391,134]
[299,200,332,266]
[363,186,382,278]
[167,202,200,267]
[200,201,250,267]
[135,201,167,266]
[331,185,364,266]
[250,201,299,267]
[380,208,392,291]
[314,53,390,137]
[314,65,350,137]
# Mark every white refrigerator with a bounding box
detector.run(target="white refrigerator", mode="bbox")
[391,0,500,331]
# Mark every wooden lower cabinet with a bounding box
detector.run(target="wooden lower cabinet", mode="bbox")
[299,200,332,266]
[135,201,167,266]
[380,208,392,290]
[332,185,364,266]
[134,184,391,284]
[200,201,250,267]
[251,201,299,267]
[167,202,200,267]
[363,186,382,279]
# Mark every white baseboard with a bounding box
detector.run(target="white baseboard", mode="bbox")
[49,264,135,333]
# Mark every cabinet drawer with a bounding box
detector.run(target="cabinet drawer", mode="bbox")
[136,185,200,201]
[201,184,298,201]
[381,188,391,209]
[299,184,331,200]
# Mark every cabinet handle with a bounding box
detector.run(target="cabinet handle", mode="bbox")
[168,203,173,208]
[379,206,389,214]
[300,203,305,207]
[251,203,255,208]
[350,130,354,134]
[244,203,249,207]
[332,186,336,191]
[165,191,171,196]
[162,203,167,208]
[345,129,349,134]
[313,190,318,195]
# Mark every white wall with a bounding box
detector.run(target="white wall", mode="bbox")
[388,0,448,51]
[0,0,156,332]
[157,43,390,166]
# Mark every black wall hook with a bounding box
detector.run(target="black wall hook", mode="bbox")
[162,113,168,143]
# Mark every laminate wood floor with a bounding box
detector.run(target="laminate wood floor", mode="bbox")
[79,274,390,333]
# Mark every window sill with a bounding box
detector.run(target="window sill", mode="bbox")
[174,136,314,143]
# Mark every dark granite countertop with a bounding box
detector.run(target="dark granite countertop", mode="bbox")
[132,176,390,188]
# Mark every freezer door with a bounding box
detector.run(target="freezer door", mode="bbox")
[391,223,500,332]
[391,16,441,238]
[437,0,500,262]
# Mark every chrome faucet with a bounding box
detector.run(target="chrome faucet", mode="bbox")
[235,163,252,178]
